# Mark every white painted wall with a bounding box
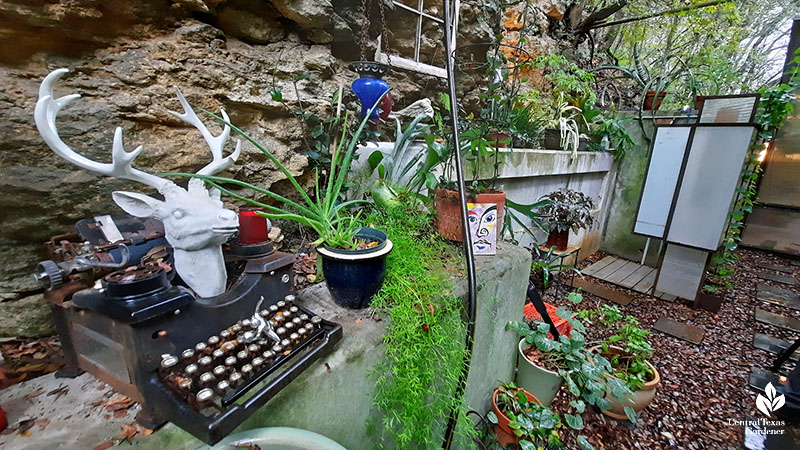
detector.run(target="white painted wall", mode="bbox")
[351,143,617,260]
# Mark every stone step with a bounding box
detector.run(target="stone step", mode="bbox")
[653,317,705,344]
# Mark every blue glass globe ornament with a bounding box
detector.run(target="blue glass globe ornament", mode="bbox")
[349,61,393,123]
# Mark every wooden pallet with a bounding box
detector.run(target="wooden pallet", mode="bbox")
[581,256,676,301]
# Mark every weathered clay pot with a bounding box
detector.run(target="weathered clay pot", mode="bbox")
[434,188,505,242]
[589,345,660,421]
[546,229,569,251]
[643,91,667,111]
[694,291,724,313]
[491,388,541,446]
[516,339,563,406]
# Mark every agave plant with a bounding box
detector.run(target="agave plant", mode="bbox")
[367,114,440,209]
[594,43,695,111]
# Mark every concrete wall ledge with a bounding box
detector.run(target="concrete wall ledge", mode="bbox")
[466,148,615,180]
[135,243,531,450]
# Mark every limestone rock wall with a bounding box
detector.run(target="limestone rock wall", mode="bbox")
[0,0,566,337]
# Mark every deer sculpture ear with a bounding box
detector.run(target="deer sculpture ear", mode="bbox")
[112,191,165,218]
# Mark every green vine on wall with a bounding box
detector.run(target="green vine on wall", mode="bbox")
[705,57,798,293]
[365,206,476,449]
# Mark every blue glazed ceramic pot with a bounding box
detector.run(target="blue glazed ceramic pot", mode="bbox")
[317,227,393,309]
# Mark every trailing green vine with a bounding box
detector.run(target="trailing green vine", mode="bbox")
[364,205,476,449]
[705,61,798,294]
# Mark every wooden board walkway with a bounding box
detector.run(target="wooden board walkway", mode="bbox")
[581,256,676,301]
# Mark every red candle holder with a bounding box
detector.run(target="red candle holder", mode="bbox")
[237,207,269,244]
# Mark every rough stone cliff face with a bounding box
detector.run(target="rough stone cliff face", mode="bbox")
[0,0,562,336]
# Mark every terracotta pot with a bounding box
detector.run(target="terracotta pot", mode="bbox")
[434,188,505,242]
[695,95,706,111]
[546,229,569,251]
[694,291,724,313]
[491,388,541,446]
[643,91,667,111]
[589,345,660,421]
[516,340,563,406]
[487,129,511,147]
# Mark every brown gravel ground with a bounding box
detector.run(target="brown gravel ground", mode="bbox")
[538,248,800,450]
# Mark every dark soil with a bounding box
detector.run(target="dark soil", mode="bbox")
[538,248,800,449]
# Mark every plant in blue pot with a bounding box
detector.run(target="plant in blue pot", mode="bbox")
[350,61,393,123]
[170,92,392,309]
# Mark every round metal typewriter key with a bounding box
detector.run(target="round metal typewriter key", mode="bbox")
[311,316,322,325]
[236,335,246,344]
[271,344,283,353]
[251,357,264,370]
[285,294,296,303]
[304,324,315,334]
[277,300,286,308]
[212,348,225,360]
[196,388,215,405]
[225,356,237,367]
[280,339,291,348]
[195,342,208,353]
[299,314,309,322]
[260,309,270,317]
[213,365,227,378]
[284,322,294,331]
[178,378,192,391]
[222,341,236,352]
[229,372,243,387]
[269,305,279,313]
[198,356,213,368]
[241,364,253,377]
[208,336,220,346]
[276,326,287,336]
[232,324,242,333]
[216,380,230,396]
[199,372,215,387]
[247,344,260,353]
[242,330,256,342]
[242,319,251,328]
[289,333,299,342]
[220,330,231,339]
[289,306,299,314]
[292,317,302,325]
[274,314,285,323]
[160,355,178,370]
[185,363,199,376]
[237,350,249,360]
[181,349,195,360]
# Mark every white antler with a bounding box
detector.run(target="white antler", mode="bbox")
[168,88,242,176]
[34,68,170,191]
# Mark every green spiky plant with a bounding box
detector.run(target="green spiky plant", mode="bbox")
[167,92,388,250]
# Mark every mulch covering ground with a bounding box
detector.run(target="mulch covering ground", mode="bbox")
[540,248,800,449]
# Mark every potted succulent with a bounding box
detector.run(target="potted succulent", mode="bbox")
[487,382,562,448]
[539,188,596,251]
[176,95,392,309]
[580,305,660,421]
[593,43,695,112]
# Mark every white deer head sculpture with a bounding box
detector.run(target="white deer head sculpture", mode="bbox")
[34,68,243,298]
